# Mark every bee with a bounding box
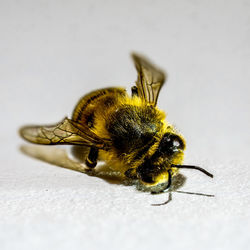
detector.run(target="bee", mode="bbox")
[20,53,213,195]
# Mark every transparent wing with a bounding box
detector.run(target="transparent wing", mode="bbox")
[19,117,111,150]
[132,53,166,106]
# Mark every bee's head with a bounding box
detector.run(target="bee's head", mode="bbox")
[144,132,186,171]
[136,133,213,193]
[135,132,185,193]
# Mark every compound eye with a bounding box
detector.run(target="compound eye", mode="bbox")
[172,137,182,148]
[161,133,184,153]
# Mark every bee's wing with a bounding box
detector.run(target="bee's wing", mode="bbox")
[19,117,111,150]
[132,53,166,106]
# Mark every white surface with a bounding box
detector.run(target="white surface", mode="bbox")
[0,0,250,249]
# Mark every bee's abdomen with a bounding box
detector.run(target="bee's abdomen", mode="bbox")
[72,87,126,124]
[107,105,162,161]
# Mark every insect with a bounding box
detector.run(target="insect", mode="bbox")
[20,53,213,196]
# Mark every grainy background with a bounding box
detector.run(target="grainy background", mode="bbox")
[0,1,249,250]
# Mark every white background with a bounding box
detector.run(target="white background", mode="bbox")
[0,1,249,249]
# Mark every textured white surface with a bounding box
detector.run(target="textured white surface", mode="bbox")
[1,0,250,249]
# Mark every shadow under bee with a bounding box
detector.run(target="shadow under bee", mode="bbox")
[20,145,124,184]
[19,144,187,191]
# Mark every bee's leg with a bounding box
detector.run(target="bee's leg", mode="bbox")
[85,147,99,168]
[124,168,137,179]
[131,86,138,97]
